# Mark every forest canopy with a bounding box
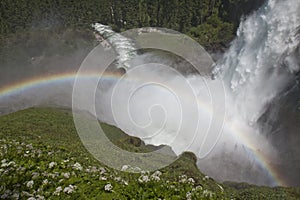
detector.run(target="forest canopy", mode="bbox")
[0,0,263,49]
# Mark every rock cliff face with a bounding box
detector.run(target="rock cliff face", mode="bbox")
[258,73,300,187]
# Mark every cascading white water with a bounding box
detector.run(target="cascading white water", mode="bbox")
[213,0,300,123]
[209,0,300,186]
[93,23,137,69]
[93,0,300,186]
[202,0,300,185]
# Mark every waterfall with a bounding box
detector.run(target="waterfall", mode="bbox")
[91,0,300,186]
[203,0,300,186]
[213,0,300,123]
[93,23,137,70]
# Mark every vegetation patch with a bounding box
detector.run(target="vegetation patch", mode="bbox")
[0,108,299,199]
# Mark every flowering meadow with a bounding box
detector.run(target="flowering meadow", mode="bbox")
[0,108,299,199]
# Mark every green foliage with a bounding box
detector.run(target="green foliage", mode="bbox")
[0,108,221,199]
[189,14,234,48]
[0,0,264,49]
[0,108,299,199]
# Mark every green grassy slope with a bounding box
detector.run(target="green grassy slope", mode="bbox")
[0,108,299,199]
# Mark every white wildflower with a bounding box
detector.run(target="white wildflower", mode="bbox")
[63,172,70,179]
[42,179,48,185]
[150,171,162,182]
[151,175,160,182]
[0,160,14,168]
[187,178,195,184]
[85,168,91,173]
[73,162,83,171]
[48,173,58,178]
[203,189,214,198]
[196,185,202,190]
[121,165,129,171]
[203,175,209,181]
[8,161,16,167]
[138,175,150,183]
[99,167,106,174]
[63,185,76,194]
[179,175,187,183]
[99,176,107,181]
[36,194,45,200]
[26,180,34,188]
[192,185,203,192]
[186,191,192,200]
[104,183,113,192]
[26,144,33,149]
[48,162,57,169]
[53,186,62,196]
[1,162,8,168]
[27,197,36,200]
[152,171,162,177]
[123,180,128,186]
[21,191,33,197]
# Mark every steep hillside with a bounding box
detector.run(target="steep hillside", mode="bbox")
[0,108,299,199]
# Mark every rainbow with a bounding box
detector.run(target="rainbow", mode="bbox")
[0,71,123,98]
[0,71,288,186]
[224,120,288,186]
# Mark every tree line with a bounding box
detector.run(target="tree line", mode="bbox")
[0,0,264,49]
